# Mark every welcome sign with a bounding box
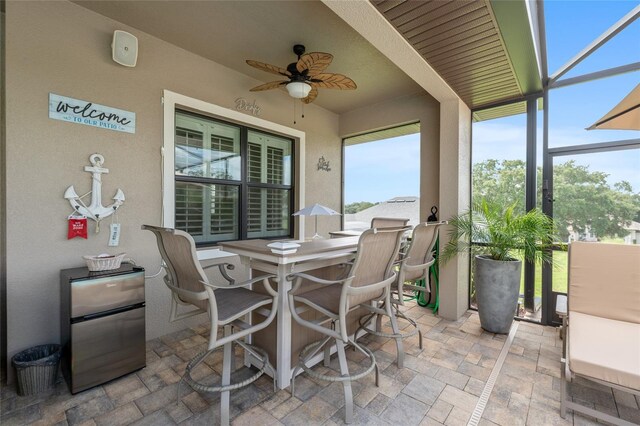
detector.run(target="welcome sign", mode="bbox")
[49,93,136,134]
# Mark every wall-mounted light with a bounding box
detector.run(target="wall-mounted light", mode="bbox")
[286,82,312,99]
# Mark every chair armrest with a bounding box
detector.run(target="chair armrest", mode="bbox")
[556,294,568,317]
[200,273,276,295]
[403,258,435,273]
[393,252,408,266]
[286,272,349,286]
[201,262,236,285]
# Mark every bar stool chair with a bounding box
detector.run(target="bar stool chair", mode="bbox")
[370,217,410,228]
[357,221,445,368]
[287,226,408,423]
[142,225,278,426]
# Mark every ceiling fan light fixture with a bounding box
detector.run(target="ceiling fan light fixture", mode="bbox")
[286,82,312,99]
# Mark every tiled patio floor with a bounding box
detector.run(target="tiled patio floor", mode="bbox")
[2,302,639,425]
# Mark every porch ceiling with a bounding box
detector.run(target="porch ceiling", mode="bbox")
[72,0,425,115]
[372,0,543,110]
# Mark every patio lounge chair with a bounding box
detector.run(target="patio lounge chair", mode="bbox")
[287,226,408,423]
[142,225,278,426]
[558,242,640,426]
[357,221,445,368]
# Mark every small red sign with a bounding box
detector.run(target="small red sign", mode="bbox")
[68,217,88,239]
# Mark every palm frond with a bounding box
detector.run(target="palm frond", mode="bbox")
[441,198,558,265]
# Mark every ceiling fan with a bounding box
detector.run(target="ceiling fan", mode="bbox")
[246,44,357,104]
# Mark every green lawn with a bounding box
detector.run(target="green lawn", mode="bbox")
[519,237,625,297]
[518,250,568,298]
[470,238,628,301]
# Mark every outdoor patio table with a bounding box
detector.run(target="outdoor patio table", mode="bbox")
[218,237,360,389]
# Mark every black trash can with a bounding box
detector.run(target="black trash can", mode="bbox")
[11,344,61,396]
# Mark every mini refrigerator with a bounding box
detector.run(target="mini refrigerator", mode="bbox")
[60,264,146,393]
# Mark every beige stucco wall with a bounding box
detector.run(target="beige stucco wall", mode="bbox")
[438,99,471,320]
[339,93,440,223]
[4,0,342,375]
[1,10,7,379]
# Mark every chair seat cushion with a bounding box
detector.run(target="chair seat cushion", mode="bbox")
[215,287,271,322]
[294,284,342,316]
[569,311,640,390]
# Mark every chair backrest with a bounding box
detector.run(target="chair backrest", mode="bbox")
[347,226,408,307]
[142,225,209,308]
[568,242,640,324]
[402,222,443,281]
[370,217,410,228]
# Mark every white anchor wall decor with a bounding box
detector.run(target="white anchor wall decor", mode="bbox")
[64,153,125,232]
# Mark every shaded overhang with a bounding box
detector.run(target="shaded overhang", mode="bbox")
[72,0,542,122]
[371,0,543,117]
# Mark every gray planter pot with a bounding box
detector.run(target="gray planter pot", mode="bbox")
[475,255,522,334]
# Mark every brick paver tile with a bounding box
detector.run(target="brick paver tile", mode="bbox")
[437,385,478,413]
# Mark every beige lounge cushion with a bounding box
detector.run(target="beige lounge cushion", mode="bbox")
[569,242,640,324]
[569,311,640,390]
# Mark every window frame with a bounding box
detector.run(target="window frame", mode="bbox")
[162,90,306,255]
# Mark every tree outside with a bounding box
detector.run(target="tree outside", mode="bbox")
[472,159,640,243]
[344,201,378,214]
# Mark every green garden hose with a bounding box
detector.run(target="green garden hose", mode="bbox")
[416,238,440,314]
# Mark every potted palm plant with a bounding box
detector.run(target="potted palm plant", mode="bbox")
[442,199,557,333]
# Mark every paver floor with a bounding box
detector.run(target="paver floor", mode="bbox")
[2,302,638,425]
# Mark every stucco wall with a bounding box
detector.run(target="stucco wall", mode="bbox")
[4,0,342,375]
[1,10,7,380]
[438,99,471,320]
[339,93,440,222]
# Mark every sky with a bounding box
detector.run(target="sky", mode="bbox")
[345,1,640,205]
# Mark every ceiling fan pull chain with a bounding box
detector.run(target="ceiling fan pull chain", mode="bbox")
[301,101,305,119]
[293,98,297,125]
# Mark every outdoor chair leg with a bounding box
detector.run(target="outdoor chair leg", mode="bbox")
[560,360,567,419]
[220,327,233,426]
[230,340,237,373]
[290,365,299,398]
[336,339,353,424]
[375,310,383,333]
[324,344,331,367]
[386,302,404,368]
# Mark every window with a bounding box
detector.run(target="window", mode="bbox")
[343,124,420,231]
[175,111,293,245]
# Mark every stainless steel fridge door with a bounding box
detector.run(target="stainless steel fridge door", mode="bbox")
[70,307,145,393]
[71,272,144,318]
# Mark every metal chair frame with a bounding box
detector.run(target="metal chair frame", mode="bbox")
[559,311,640,426]
[557,242,640,426]
[142,225,278,426]
[356,222,445,368]
[287,226,408,424]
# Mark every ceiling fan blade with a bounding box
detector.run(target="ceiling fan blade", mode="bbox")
[302,86,318,104]
[296,52,333,76]
[246,60,291,77]
[249,80,288,92]
[312,73,357,90]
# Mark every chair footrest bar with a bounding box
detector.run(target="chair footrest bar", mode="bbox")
[297,339,377,383]
[358,312,419,339]
[183,343,271,394]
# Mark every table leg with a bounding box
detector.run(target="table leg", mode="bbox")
[276,263,293,389]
